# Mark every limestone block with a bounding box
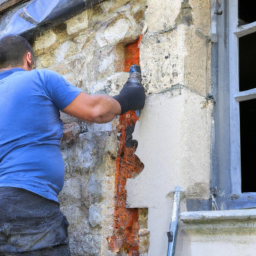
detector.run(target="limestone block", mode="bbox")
[89,204,102,227]
[60,204,89,232]
[100,0,130,13]
[62,122,81,145]
[59,177,82,200]
[34,30,57,53]
[90,72,129,95]
[95,5,143,49]
[89,174,103,204]
[62,133,94,174]
[96,18,130,47]
[140,28,185,94]
[126,87,213,255]
[35,52,57,69]
[60,112,82,124]
[184,26,211,96]
[66,10,89,35]
[190,0,211,36]
[54,41,78,63]
[145,0,181,33]
[141,25,211,96]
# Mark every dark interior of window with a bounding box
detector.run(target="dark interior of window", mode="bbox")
[239,32,256,192]
[240,99,256,192]
[239,0,256,25]
[239,32,256,91]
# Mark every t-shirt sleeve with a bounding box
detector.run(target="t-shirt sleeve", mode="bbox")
[42,70,82,110]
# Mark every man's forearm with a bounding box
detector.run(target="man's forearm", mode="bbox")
[90,95,121,123]
[63,92,121,123]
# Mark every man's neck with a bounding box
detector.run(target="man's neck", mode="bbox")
[0,66,25,73]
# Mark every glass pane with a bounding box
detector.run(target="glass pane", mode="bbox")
[239,0,256,25]
[239,32,256,91]
[240,99,256,192]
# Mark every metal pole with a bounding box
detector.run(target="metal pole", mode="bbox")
[167,186,182,256]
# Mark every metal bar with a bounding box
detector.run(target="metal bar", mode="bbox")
[234,88,256,102]
[167,186,182,256]
[235,21,256,38]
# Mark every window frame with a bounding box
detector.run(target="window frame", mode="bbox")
[213,0,256,210]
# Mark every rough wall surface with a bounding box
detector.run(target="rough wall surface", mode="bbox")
[32,0,212,255]
[33,1,148,255]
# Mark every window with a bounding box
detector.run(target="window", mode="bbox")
[213,0,256,209]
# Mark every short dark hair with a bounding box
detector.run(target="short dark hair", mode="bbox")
[0,35,34,69]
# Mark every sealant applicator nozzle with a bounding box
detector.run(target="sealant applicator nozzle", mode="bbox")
[128,65,142,117]
[112,64,145,115]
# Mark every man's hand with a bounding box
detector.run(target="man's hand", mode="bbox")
[113,65,145,114]
[63,92,121,123]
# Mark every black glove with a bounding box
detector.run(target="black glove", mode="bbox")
[113,65,145,114]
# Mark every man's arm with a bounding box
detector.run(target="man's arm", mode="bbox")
[63,92,121,123]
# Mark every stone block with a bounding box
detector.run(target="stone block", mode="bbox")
[190,0,211,36]
[140,28,185,94]
[100,0,130,13]
[145,0,181,33]
[96,18,130,47]
[62,122,81,145]
[65,10,89,35]
[59,177,82,200]
[90,72,129,95]
[34,30,57,54]
[54,41,78,63]
[184,26,211,96]
[89,174,103,204]
[89,204,102,227]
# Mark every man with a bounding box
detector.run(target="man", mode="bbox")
[0,35,145,256]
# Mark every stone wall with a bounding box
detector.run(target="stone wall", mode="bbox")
[33,0,148,255]
[32,0,212,255]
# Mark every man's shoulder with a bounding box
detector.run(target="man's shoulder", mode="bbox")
[28,69,63,86]
[30,69,60,78]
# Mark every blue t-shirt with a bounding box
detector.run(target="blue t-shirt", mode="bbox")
[0,68,81,203]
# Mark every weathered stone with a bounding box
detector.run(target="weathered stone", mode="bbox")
[140,29,184,94]
[90,72,129,96]
[29,0,213,254]
[100,0,129,13]
[60,111,83,124]
[54,41,78,63]
[145,0,181,33]
[184,26,211,96]
[190,0,211,36]
[175,1,193,26]
[34,30,57,53]
[89,174,103,203]
[89,204,102,227]
[62,122,81,145]
[59,177,82,200]
[66,10,89,35]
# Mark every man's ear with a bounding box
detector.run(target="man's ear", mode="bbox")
[26,52,33,69]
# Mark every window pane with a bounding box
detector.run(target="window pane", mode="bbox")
[240,99,256,192]
[239,0,256,25]
[239,32,256,91]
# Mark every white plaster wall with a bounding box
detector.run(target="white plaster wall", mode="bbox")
[126,87,213,256]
